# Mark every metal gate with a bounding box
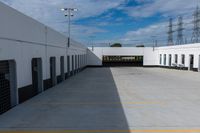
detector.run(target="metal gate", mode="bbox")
[0,61,11,114]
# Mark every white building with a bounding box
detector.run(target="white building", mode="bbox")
[0,2,87,114]
[0,2,200,114]
[87,44,200,71]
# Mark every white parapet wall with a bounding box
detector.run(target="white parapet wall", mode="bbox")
[87,47,158,66]
[87,44,200,71]
[155,43,200,70]
[0,2,88,105]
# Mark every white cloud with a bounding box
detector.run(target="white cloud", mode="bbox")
[124,0,197,18]
[121,15,195,46]
[0,0,124,43]
[0,0,125,21]
[0,0,198,46]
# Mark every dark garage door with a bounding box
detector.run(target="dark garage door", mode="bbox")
[0,61,11,114]
[103,56,143,67]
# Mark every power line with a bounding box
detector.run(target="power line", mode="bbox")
[191,6,200,43]
[167,18,174,45]
[176,16,184,45]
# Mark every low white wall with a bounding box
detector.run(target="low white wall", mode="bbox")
[87,44,200,70]
[155,43,200,69]
[87,47,157,66]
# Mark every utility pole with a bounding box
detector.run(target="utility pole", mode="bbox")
[191,6,200,43]
[89,35,95,50]
[167,18,174,46]
[151,36,157,51]
[151,36,157,47]
[61,8,78,47]
[176,16,184,45]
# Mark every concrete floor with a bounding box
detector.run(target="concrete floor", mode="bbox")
[1,67,200,133]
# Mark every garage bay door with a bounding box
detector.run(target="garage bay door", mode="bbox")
[103,56,143,67]
[0,61,11,114]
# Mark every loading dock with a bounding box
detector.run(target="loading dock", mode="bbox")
[0,60,17,115]
[78,55,80,72]
[164,54,166,66]
[103,56,143,67]
[169,54,172,66]
[50,57,57,87]
[199,55,200,72]
[189,55,194,71]
[0,61,11,114]
[75,55,78,74]
[60,56,65,82]
[32,58,43,94]
[72,55,75,75]
[67,56,70,78]
[81,55,83,68]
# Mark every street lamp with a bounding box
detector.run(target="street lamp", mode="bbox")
[61,8,78,47]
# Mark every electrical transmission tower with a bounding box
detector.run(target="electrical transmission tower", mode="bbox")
[191,6,200,43]
[176,16,184,45]
[167,18,174,45]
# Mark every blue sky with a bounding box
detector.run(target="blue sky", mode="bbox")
[0,0,199,46]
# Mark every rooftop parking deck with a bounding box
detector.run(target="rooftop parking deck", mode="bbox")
[0,67,200,132]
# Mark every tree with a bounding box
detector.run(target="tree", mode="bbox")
[110,43,122,47]
[136,44,145,47]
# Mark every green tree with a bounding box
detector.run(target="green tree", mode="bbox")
[136,44,145,47]
[110,43,122,47]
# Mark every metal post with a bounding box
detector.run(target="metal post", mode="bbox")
[61,8,78,47]
[68,9,71,47]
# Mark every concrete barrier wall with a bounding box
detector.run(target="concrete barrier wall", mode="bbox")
[0,1,87,90]
[87,45,200,70]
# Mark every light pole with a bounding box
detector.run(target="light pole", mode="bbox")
[89,35,96,51]
[61,8,78,47]
[151,36,158,51]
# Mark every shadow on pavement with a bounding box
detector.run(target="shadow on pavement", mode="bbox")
[0,68,130,132]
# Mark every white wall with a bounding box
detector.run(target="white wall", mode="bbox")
[87,44,200,70]
[87,47,157,66]
[1,1,200,89]
[155,43,200,69]
[0,2,87,89]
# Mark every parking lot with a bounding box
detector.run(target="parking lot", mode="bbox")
[0,67,200,133]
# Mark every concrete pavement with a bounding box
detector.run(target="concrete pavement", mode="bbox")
[0,67,200,133]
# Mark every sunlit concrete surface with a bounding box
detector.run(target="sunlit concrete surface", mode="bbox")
[1,67,200,133]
